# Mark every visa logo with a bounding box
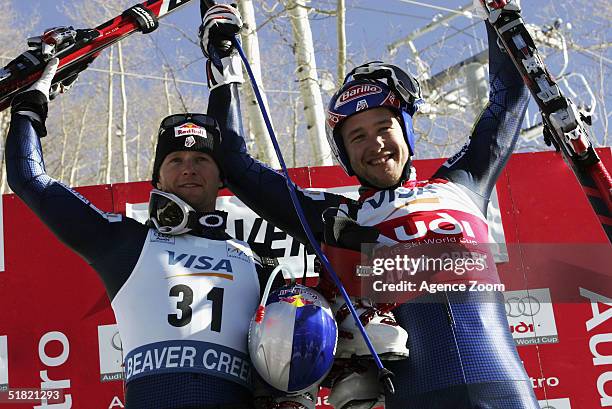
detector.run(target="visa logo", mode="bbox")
[167,251,233,272]
[365,187,424,210]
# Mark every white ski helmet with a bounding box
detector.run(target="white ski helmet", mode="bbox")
[248,282,337,394]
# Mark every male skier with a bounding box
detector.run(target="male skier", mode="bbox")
[200,3,539,408]
[6,55,280,408]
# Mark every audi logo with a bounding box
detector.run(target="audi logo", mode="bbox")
[111,331,123,352]
[505,295,541,318]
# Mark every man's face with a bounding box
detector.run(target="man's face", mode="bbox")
[340,107,410,188]
[157,150,222,212]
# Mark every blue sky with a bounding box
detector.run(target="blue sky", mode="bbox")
[8,0,611,149]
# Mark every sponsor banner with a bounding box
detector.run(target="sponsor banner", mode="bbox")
[98,324,124,382]
[0,335,6,390]
[504,288,559,345]
[539,397,571,409]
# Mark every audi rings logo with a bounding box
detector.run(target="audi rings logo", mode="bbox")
[111,331,123,352]
[98,324,124,381]
[505,295,541,317]
[503,288,559,345]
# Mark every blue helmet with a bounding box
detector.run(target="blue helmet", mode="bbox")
[326,62,423,178]
[248,284,337,393]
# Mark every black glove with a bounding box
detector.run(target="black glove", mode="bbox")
[323,211,381,253]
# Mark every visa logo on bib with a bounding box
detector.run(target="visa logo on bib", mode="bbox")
[167,251,234,278]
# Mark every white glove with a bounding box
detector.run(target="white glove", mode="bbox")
[28,58,59,102]
[13,58,59,126]
[199,4,244,90]
[470,0,521,20]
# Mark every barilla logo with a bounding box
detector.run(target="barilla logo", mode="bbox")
[335,84,383,109]
[174,122,207,139]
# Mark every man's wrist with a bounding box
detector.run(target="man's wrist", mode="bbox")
[11,90,49,137]
[207,54,244,91]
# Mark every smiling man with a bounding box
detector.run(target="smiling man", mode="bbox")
[201,2,540,409]
[342,108,410,188]
[5,55,280,409]
[339,107,410,188]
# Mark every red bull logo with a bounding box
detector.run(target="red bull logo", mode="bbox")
[174,122,207,139]
[279,294,314,308]
[335,84,383,109]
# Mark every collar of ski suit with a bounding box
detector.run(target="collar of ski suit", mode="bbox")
[357,178,450,202]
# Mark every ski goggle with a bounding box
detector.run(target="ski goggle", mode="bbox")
[344,61,422,107]
[148,189,194,235]
[160,113,219,133]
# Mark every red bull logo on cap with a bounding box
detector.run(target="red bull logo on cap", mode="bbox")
[174,122,207,139]
[335,84,383,109]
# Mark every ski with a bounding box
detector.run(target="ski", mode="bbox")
[0,0,196,112]
[478,0,612,242]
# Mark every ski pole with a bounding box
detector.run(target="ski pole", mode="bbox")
[201,0,396,394]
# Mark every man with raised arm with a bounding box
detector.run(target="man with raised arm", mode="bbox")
[5,53,284,408]
[201,3,539,408]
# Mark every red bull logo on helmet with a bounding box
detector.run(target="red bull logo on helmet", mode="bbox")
[279,294,314,308]
[335,84,383,109]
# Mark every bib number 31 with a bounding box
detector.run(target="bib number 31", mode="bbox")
[168,284,224,332]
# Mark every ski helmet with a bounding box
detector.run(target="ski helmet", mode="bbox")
[151,113,222,187]
[248,284,337,393]
[326,62,423,178]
